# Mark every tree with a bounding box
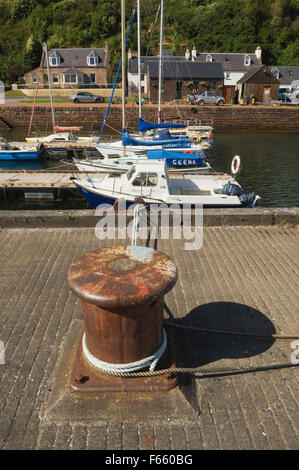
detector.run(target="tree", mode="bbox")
[22,35,43,73]
[10,0,34,22]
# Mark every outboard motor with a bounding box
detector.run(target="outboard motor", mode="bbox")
[217,183,261,207]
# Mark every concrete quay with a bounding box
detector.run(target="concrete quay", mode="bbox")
[0,216,298,450]
[0,207,298,229]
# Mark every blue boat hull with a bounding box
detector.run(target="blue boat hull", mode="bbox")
[76,185,124,209]
[0,151,40,161]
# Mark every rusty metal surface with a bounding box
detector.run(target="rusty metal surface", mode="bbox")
[82,297,164,364]
[70,330,178,392]
[67,245,178,309]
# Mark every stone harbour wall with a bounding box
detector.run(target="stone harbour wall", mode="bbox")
[0,103,299,131]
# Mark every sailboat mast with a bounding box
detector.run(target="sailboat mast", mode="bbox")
[137,0,142,120]
[121,0,126,156]
[158,0,164,124]
[44,43,56,130]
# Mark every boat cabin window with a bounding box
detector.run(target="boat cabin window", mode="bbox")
[132,172,158,187]
[127,166,136,180]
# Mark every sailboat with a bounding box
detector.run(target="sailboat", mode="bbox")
[25,43,97,146]
[75,0,210,173]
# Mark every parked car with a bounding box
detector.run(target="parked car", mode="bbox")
[69,92,105,103]
[187,91,225,106]
[278,87,291,102]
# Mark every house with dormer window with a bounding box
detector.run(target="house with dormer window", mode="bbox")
[194,47,263,102]
[24,45,111,88]
[128,47,264,103]
[270,66,299,91]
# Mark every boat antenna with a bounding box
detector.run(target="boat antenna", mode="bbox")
[44,43,56,130]
[158,0,164,124]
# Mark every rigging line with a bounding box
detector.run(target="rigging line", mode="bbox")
[145,3,161,58]
[99,6,136,139]
[28,48,45,136]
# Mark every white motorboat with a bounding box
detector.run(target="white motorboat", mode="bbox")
[74,147,211,174]
[74,158,261,209]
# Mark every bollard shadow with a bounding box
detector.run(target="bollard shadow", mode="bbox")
[167,301,276,374]
[166,302,276,415]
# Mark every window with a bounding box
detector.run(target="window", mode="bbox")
[52,74,59,83]
[64,74,77,83]
[50,57,57,66]
[271,67,280,79]
[87,51,98,66]
[90,73,96,83]
[244,54,251,66]
[132,173,158,187]
[32,75,37,83]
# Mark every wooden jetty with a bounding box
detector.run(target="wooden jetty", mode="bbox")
[0,170,105,190]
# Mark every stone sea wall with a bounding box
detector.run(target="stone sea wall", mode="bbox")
[0,103,299,131]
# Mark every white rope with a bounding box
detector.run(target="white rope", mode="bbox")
[82,329,167,373]
[131,204,140,246]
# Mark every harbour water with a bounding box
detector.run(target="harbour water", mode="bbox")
[0,128,298,208]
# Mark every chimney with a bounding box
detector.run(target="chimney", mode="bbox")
[255,46,262,64]
[185,48,190,61]
[191,46,197,62]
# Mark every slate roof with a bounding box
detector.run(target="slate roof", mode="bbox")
[195,52,261,71]
[237,65,280,84]
[270,66,299,84]
[43,48,108,68]
[148,61,224,79]
[129,55,186,74]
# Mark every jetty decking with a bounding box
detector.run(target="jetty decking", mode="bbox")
[0,222,298,450]
[0,171,99,189]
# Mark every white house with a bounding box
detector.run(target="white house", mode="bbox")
[194,47,263,102]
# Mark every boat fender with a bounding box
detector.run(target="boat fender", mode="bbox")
[231,155,241,175]
[208,129,212,139]
[184,150,194,154]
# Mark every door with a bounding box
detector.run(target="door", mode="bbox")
[263,87,271,103]
[224,86,231,104]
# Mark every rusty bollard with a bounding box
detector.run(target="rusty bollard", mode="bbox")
[67,245,178,392]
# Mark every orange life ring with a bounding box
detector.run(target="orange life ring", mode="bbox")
[184,150,194,154]
[231,155,241,175]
